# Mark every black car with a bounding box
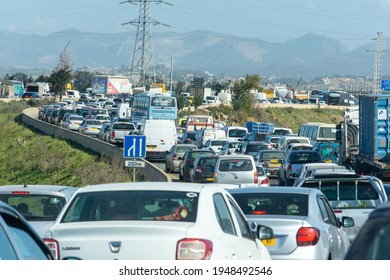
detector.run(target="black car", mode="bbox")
[345,202,390,259]
[191,155,219,183]
[0,201,54,260]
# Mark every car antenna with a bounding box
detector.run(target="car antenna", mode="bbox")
[23,182,28,188]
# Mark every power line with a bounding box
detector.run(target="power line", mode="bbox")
[121,0,171,86]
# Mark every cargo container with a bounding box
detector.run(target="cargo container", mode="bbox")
[337,94,390,180]
[245,122,274,134]
[91,75,133,96]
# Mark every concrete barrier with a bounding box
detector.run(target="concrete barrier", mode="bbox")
[21,108,171,182]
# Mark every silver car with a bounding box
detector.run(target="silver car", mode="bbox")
[213,155,263,187]
[78,119,103,136]
[165,144,197,173]
[0,184,78,238]
[229,187,354,260]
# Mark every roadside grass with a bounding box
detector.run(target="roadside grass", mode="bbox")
[0,101,136,187]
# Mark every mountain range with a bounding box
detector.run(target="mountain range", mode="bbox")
[0,29,388,80]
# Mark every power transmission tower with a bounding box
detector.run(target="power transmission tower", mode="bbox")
[121,0,170,87]
[372,32,383,93]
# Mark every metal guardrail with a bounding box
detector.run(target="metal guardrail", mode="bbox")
[21,108,171,182]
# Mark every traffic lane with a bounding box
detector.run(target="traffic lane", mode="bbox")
[156,161,279,185]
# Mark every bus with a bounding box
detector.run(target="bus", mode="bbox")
[298,122,337,142]
[131,92,177,125]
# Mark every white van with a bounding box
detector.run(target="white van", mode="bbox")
[140,119,177,160]
[66,90,80,99]
[195,128,226,148]
[224,126,248,141]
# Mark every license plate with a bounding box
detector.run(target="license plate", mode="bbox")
[146,145,157,151]
[324,159,333,163]
[91,127,98,130]
[261,238,276,246]
[206,178,214,181]
[269,163,281,167]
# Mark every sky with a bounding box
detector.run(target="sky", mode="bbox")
[1,0,390,50]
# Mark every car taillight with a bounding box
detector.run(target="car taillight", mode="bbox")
[111,131,115,138]
[185,160,191,165]
[195,166,202,173]
[296,227,320,246]
[172,154,178,160]
[254,170,258,184]
[43,238,60,260]
[260,177,269,185]
[261,160,266,166]
[176,238,213,260]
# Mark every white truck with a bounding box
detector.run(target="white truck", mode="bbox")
[140,119,177,160]
[24,82,51,98]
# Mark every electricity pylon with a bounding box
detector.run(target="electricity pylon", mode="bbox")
[372,32,383,93]
[121,0,170,87]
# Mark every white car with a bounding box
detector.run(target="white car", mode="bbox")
[0,184,78,238]
[44,182,273,260]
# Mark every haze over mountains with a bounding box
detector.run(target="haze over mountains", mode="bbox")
[0,29,388,80]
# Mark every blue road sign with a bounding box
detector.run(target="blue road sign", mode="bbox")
[123,135,146,158]
[382,80,390,91]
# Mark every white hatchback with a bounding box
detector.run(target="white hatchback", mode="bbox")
[44,182,273,260]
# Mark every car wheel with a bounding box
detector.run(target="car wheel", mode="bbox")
[165,162,170,173]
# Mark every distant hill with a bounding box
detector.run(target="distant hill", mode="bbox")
[0,29,387,79]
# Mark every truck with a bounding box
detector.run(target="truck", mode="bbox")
[337,95,390,180]
[24,82,51,98]
[245,121,274,134]
[91,75,133,96]
[189,86,212,100]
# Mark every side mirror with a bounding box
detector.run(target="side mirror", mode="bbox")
[256,225,274,240]
[341,216,355,228]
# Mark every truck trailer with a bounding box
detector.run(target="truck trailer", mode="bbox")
[91,75,133,96]
[337,95,390,180]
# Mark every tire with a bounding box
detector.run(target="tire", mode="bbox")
[165,161,170,173]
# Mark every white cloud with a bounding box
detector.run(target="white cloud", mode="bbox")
[33,16,58,33]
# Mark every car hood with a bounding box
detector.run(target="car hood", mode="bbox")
[47,221,195,260]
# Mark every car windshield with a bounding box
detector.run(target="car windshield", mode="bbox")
[0,194,66,221]
[61,190,198,222]
[231,193,308,216]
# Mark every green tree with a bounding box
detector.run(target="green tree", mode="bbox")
[49,42,73,101]
[232,74,261,117]
[193,94,204,109]
[74,71,94,92]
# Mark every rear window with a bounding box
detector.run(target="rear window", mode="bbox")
[176,146,195,153]
[301,180,381,209]
[289,152,321,164]
[247,143,267,152]
[219,159,253,172]
[86,120,102,125]
[261,152,285,160]
[112,123,135,130]
[228,129,247,138]
[0,194,66,221]
[61,190,198,222]
[211,140,227,146]
[70,116,84,121]
[190,151,214,160]
[232,193,308,216]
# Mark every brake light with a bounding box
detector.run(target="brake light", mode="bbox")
[43,238,60,260]
[172,154,178,160]
[111,131,115,138]
[334,209,342,213]
[296,227,320,246]
[261,160,266,166]
[195,166,202,173]
[254,170,258,184]
[260,177,269,185]
[185,160,191,165]
[176,238,213,260]
[252,210,266,215]
[11,191,30,195]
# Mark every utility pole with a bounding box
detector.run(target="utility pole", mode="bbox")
[372,32,383,94]
[121,0,171,87]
